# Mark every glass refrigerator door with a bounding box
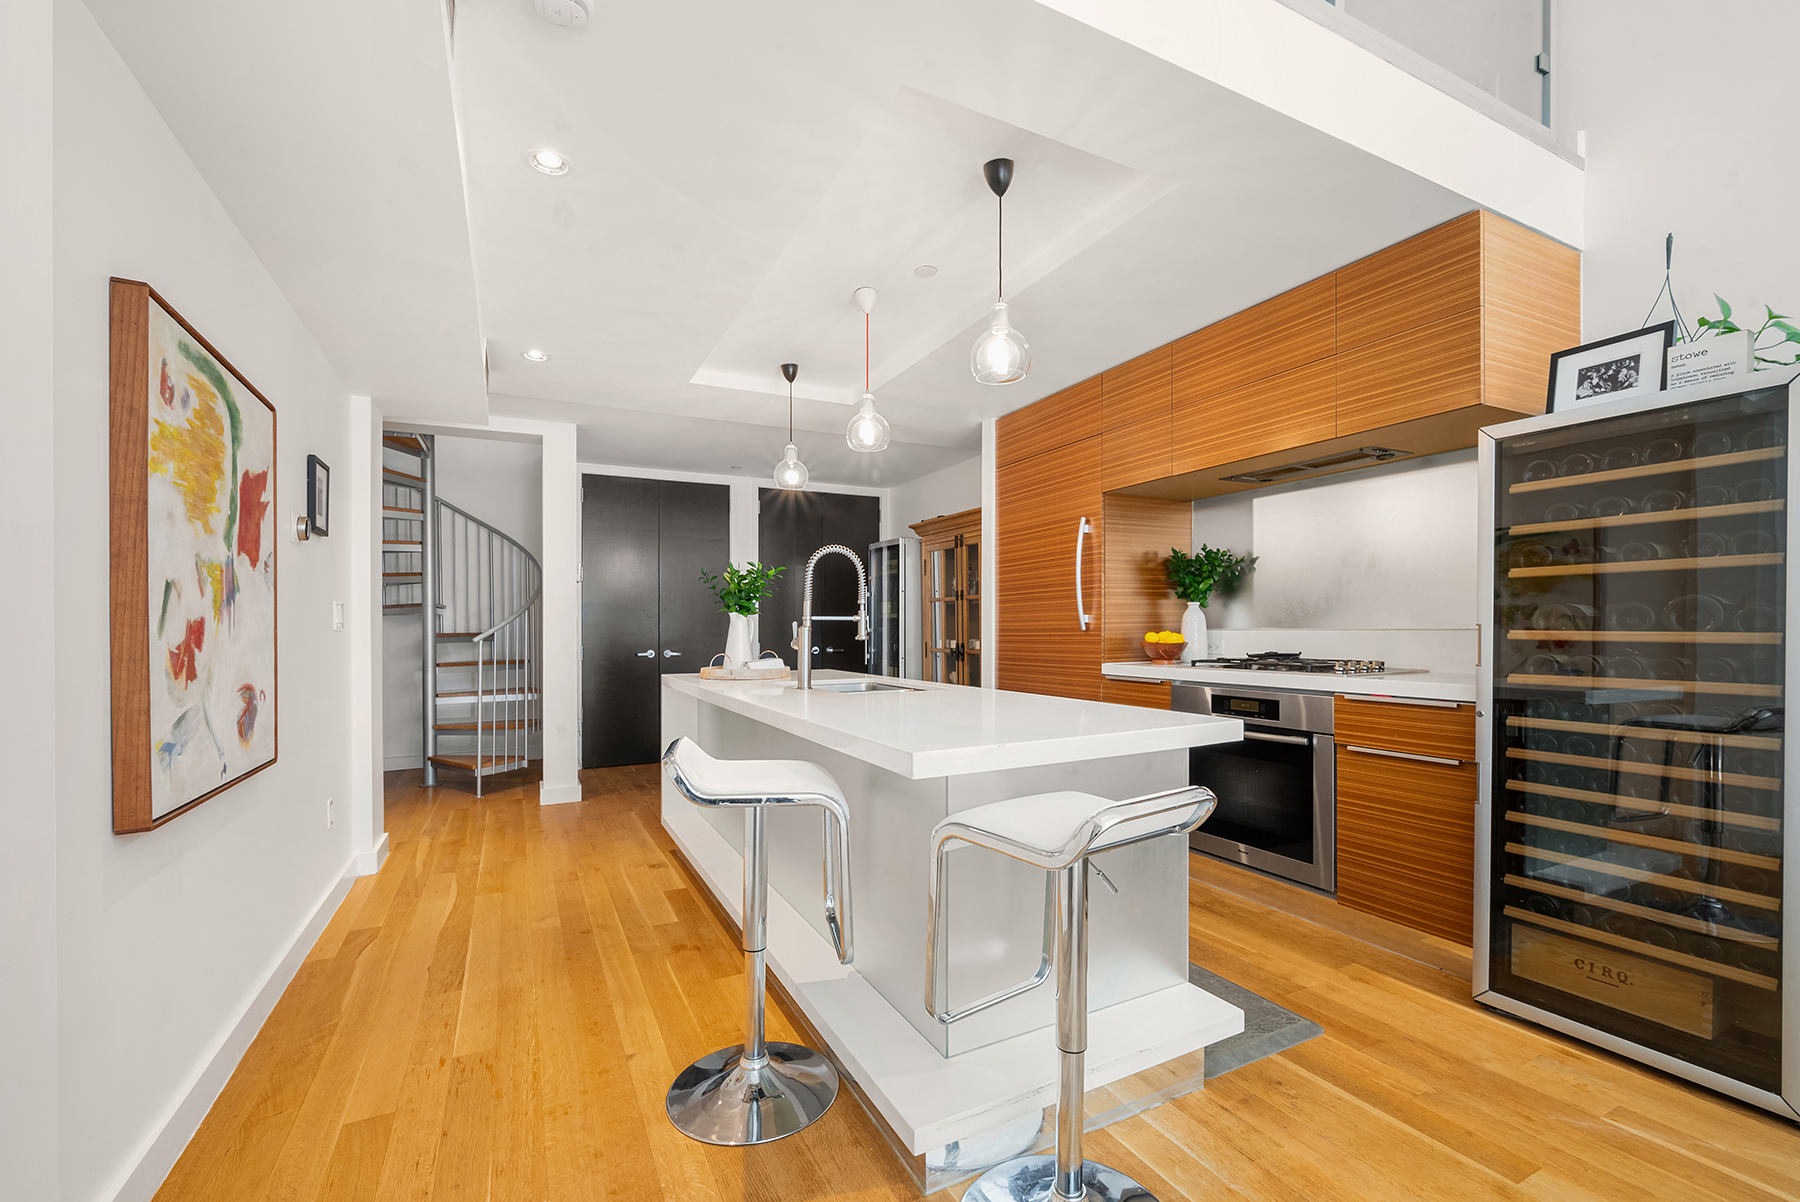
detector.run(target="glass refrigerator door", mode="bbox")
[1489,385,1786,1094]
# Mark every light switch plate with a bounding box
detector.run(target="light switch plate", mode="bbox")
[332,601,345,631]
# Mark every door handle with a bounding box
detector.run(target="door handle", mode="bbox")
[1243,730,1310,746]
[1074,517,1092,631]
[662,649,681,658]
[635,649,655,658]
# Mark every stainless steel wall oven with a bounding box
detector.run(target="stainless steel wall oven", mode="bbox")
[1174,684,1336,890]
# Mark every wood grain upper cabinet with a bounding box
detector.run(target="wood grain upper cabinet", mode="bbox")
[995,375,1102,468]
[996,434,1104,699]
[1173,357,1336,474]
[1334,696,1478,945]
[1102,346,1172,429]
[1173,274,1337,400]
[1336,212,1482,353]
[1336,308,1484,435]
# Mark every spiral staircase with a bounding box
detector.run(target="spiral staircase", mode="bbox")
[382,432,542,796]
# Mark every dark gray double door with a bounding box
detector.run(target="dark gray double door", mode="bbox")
[581,475,729,767]
[757,488,881,674]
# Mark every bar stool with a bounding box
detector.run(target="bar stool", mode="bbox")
[660,736,854,1146]
[924,786,1217,1202]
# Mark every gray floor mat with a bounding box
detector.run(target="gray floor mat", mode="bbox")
[1189,961,1324,1078]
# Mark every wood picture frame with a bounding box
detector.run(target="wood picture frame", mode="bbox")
[110,278,279,833]
[1545,322,1675,414]
[307,453,330,536]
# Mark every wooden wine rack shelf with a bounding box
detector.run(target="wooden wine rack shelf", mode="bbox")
[1507,842,1781,912]
[1505,874,1778,948]
[1507,715,1782,751]
[1508,551,1783,579]
[1508,498,1786,537]
[1503,779,1780,833]
[1506,747,1780,791]
[1506,673,1781,697]
[1508,445,1786,495]
[1508,810,1781,870]
[1505,629,1782,645]
[1503,907,1778,991]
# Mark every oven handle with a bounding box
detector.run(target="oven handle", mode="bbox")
[1343,742,1466,767]
[1242,730,1311,746]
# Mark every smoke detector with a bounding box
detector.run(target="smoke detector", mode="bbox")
[533,0,590,28]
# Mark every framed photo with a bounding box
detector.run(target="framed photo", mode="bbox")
[109,279,277,833]
[307,454,330,536]
[1546,322,1675,414]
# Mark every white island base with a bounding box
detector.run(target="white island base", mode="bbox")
[661,672,1245,1192]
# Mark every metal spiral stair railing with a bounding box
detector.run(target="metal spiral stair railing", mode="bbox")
[382,433,542,797]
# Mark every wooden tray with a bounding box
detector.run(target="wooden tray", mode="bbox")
[699,662,791,680]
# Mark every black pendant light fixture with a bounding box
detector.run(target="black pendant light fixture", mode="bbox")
[773,362,809,490]
[970,157,1031,385]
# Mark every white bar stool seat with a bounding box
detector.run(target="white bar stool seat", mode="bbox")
[661,736,853,1146]
[925,785,1218,1202]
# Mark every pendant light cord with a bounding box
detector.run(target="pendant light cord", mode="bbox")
[997,193,1004,302]
[787,380,794,442]
[865,313,871,391]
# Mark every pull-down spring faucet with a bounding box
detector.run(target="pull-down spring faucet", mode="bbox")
[796,545,868,690]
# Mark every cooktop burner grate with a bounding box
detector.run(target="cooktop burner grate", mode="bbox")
[1186,651,1411,675]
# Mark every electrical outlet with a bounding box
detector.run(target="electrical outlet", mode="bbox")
[326,796,334,829]
[332,600,345,631]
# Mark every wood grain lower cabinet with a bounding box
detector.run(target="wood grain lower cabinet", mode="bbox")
[1334,697,1479,945]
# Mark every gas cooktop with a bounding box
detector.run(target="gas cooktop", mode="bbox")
[1185,651,1425,676]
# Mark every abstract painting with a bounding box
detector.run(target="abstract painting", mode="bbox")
[110,279,277,832]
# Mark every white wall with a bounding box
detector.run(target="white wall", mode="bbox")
[882,454,981,540]
[1,0,61,1196]
[52,5,363,1201]
[381,431,543,769]
[1559,2,1800,345]
[1192,449,1479,632]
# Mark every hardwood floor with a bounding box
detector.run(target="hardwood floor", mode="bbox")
[156,766,1800,1202]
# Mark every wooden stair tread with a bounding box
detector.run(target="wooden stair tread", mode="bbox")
[383,539,422,546]
[382,505,424,514]
[383,467,425,482]
[427,754,528,771]
[383,571,422,578]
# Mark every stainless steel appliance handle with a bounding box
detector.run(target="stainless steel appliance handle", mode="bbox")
[1343,743,1465,767]
[1242,730,1310,746]
[1073,518,1093,631]
[1349,695,1462,709]
[635,649,655,658]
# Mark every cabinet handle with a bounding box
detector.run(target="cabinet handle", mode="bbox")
[1343,743,1466,767]
[1350,695,1462,709]
[1074,517,1092,631]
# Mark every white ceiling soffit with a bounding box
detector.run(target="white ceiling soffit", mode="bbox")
[691,88,1171,406]
[1038,0,1585,246]
[489,393,973,487]
[81,0,489,420]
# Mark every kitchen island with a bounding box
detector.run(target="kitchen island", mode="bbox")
[660,670,1244,1188]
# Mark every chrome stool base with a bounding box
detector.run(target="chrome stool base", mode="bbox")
[962,1154,1155,1202]
[665,1041,839,1146]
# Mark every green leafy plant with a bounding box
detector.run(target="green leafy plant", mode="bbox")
[1164,545,1256,608]
[699,561,785,616]
[1691,295,1800,369]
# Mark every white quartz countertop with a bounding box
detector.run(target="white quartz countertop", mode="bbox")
[664,670,1243,779]
[1101,661,1477,703]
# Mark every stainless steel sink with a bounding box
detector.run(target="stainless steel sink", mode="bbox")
[810,679,923,693]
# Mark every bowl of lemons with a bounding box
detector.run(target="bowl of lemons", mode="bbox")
[1143,631,1187,661]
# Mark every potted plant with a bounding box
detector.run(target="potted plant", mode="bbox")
[1164,545,1255,654]
[700,561,786,666]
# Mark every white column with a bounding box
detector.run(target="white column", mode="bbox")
[0,0,60,1193]
[346,396,388,872]
[534,421,583,805]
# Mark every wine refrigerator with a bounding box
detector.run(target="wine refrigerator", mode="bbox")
[1476,369,1799,1117]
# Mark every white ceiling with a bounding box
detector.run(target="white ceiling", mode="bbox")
[85,0,1527,487]
[456,0,1478,484]
[82,0,488,420]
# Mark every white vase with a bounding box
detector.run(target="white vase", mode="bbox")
[1180,601,1208,658]
[725,612,756,668]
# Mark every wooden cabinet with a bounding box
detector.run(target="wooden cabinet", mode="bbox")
[996,374,1101,468]
[996,435,1104,699]
[1334,308,1484,436]
[1172,357,1337,474]
[911,508,982,687]
[1101,346,1172,430]
[1172,273,1337,401]
[1098,494,1189,708]
[1335,212,1482,352]
[1334,696,1478,945]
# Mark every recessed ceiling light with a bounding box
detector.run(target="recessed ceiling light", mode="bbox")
[521,348,549,362]
[528,149,569,175]
[914,264,938,278]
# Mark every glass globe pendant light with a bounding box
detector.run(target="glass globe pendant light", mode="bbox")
[773,362,809,490]
[846,287,891,452]
[970,157,1030,385]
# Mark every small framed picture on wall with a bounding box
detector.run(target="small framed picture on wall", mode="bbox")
[1545,322,1675,414]
[307,454,330,537]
